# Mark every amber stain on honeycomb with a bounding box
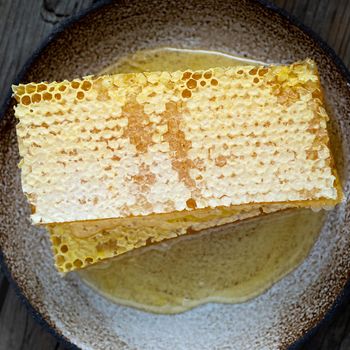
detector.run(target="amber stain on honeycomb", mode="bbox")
[93,77,111,102]
[122,102,155,153]
[203,70,212,79]
[186,79,197,89]
[181,89,192,98]
[76,91,85,100]
[51,236,61,246]
[73,259,83,268]
[258,68,268,76]
[182,71,191,80]
[31,93,41,103]
[131,164,156,191]
[162,102,196,190]
[81,81,92,91]
[43,92,52,101]
[25,84,36,94]
[56,255,65,265]
[186,198,197,209]
[58,85,67,92]
[215,155,227,167]
[21,95,31,105]
[265,66,319,107]
[249,68,258,75]
[71,81,80,89]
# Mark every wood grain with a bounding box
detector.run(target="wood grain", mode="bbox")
[0,0,95,110]
[274,0,350,66]
[0,278,58,350]
[0,0,349,349]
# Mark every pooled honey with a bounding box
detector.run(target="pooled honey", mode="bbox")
[78,48,325,314]
[99,47,266,74]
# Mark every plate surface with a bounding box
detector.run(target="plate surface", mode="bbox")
[0,1,349,349]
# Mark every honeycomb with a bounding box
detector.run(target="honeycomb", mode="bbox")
[48,203,291,272]
[12,59,342,272]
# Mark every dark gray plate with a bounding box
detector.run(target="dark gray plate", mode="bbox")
[0,1,349,349]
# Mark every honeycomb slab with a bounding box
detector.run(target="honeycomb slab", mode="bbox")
[48,204,289,272]
[13,59,341,272]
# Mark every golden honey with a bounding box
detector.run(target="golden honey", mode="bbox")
[78,49,326,313]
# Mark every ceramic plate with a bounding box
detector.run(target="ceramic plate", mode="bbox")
[0,1,349,349]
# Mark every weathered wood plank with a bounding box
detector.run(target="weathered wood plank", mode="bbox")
[0,1,94,349]
[0,1,349,350]
[0,269,9,317]
[298,299,350,349]
[0,284,58,350]
[274,0,350,66]
[0,0,95,110]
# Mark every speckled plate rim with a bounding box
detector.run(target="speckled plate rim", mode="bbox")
[0,1,349,349]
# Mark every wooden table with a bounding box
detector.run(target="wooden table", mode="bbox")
[0,0,349,349]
